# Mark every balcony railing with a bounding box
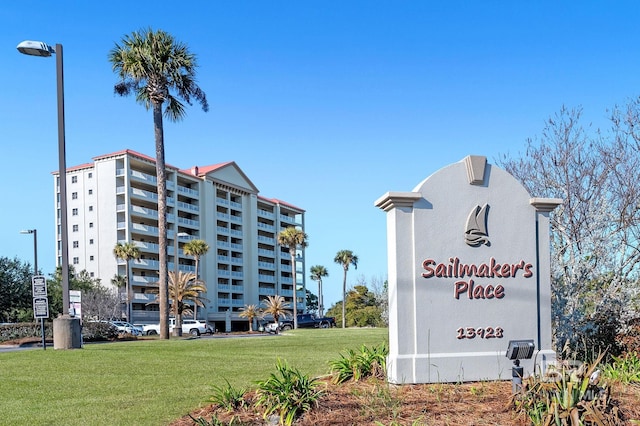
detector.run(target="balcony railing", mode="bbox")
[177,201,199,213]
[258,209,275,219]
[177,185,199,197]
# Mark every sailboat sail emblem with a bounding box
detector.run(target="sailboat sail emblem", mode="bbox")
[465,204,490,247]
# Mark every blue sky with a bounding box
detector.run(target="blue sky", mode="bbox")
[2,1,640,309]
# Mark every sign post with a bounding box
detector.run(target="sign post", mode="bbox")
[32,275,49,350]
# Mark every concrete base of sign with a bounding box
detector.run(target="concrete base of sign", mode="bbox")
[387,350,557,384]
[53,315,82,349]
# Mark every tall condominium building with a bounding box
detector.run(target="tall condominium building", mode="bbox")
[55,149,306,331]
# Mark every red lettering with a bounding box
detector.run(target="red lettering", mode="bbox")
[494,285,505,299]
[490,258,502,277]
[472,283,485,299]
[435,263,448,277]
[511,261,524,277]
[500,264,511,277]
[485,284,495,299]
[523,263,533,278]
[454,281,468,299]
[421,259,435,278]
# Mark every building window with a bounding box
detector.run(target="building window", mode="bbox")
[72,225,79,232]
[89,206,93,212]
[72,208,78,216]
[88,172,92,178]
[89,222,94,228]
[89,239,94,245]
[73,241,79,248]
[73,257,79,265]
[90,272,94,277]
[71,176,78,183]
[89,256,94,261]
[72,192,77,199]
[88,189,93,195]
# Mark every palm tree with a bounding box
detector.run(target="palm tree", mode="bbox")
[150,270,207,336]
[334,250,358,328]
[277,227,308,329]
[113,242,140,322]
[309,265,329,316]
[109,28,208,339]
[239,304,261,332]
[182,239,210,319]
[261,295,291,329]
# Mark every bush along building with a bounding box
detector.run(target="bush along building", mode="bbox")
[54,149,306,331]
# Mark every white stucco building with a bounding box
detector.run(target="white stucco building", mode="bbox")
[54,149,305,330]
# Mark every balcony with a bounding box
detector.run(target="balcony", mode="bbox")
[131,205,159,219]
[178,217,200,228]
[257,222,276,232]
[177,185,199,198]
[259,274,275,283]
[258,261,275,270]
[177,201,199,213]
[257,235,275,245]
[132,275,158,284]
[258,209,275,219]
[231,285,244,293]
[216,197,229,206]
[258,248,275,257]
[132,293,156,303]
[258,287,276,296]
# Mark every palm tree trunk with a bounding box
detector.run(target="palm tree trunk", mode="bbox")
[290,251,298,329]
[342,269,347,328]
[318,279,323,317]
[125,261,131,322]
[154,102,170,339]
[194,257,199,319]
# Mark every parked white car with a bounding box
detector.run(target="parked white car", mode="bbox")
[143,319,213,336]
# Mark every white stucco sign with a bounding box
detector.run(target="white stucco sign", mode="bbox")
[375,155,561,383]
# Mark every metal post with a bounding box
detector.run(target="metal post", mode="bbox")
[32,230,46,350]
[55,43,70,316]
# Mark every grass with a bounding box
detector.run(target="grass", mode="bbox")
[0,328,386,425]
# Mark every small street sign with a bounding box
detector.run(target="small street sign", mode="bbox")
[32,275,48,297]
[33,297,49,319]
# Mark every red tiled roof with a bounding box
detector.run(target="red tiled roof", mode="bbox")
[258,196,305,212]
[92,149,179,170]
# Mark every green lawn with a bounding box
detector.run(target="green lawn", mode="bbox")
[0,328,387,425]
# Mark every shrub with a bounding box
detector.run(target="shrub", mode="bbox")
[602,351,640,384]
[254,359,324,426]
[329,343,388,384]
[0,322,51,342]
[209,379,247,411]
[511,352,624,425]
[82,321,119,341]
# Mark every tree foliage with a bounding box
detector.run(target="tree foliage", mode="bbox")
[0,257,33,322]
[327,275,387,328]
[498,103,640,355]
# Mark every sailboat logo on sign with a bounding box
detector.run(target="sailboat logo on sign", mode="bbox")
[465,204,490,247]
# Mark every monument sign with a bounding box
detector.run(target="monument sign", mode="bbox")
[375,155,561,383]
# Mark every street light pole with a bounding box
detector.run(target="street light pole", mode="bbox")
[18,40,80,349]
[17,41,70,317]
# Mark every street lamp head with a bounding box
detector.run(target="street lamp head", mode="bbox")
[17,40,55,57]
[20,229,35,234]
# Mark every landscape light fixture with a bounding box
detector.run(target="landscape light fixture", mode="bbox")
[506,339,535,393]
[16,40,71,317]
